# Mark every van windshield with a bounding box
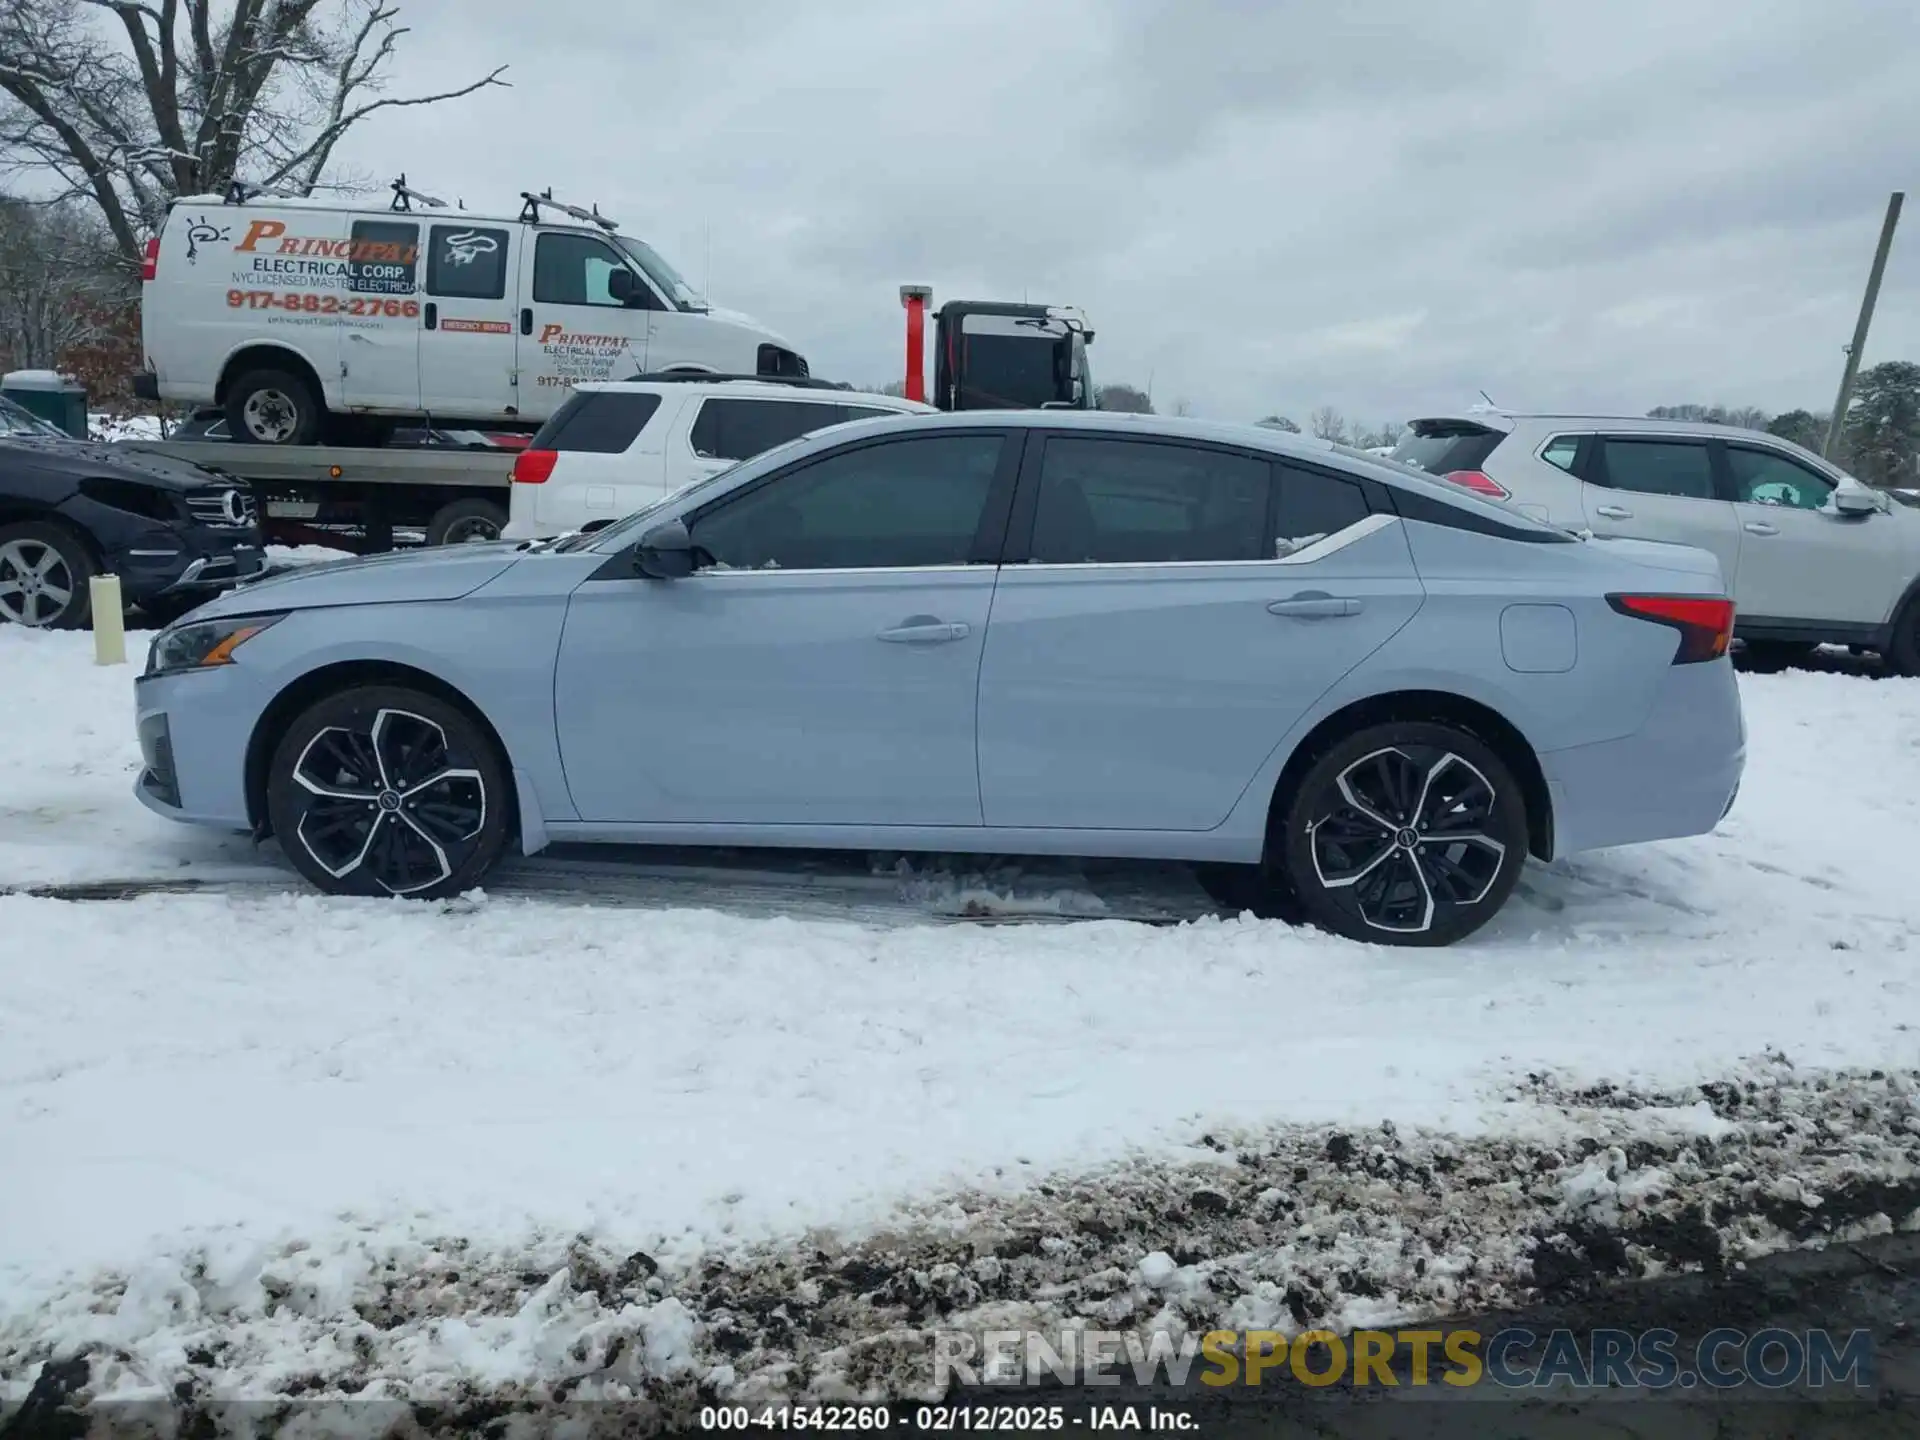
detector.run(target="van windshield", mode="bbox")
[615,236,703,311]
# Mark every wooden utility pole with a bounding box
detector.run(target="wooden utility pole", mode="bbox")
[1823,191,1904,459]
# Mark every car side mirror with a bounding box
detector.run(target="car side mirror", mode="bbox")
[1833,487,1881,516]
[607,267,636,302]
[634,519,695,579]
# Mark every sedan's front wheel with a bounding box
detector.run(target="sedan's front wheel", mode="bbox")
[1278,721,1529,946]
[266,684,511,898]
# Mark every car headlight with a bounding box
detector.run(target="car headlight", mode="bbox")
[145,614,284,677]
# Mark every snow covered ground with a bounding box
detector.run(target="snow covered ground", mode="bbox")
[2,627,1917,1416]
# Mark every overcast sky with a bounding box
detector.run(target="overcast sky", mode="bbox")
[332,0,1919,425]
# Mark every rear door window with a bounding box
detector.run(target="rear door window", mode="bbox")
[1391,423,1505,475]
[425,224,511,300]
[1593,439,1718,500]
[1540,436,1581,475]
[689,398,845,461]
[1272,464,1372,557]
[1030,437,1272,564]
[529,391,662,453]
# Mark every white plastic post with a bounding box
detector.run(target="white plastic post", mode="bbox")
[91,575,126,665]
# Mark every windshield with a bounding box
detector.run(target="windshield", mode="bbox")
[0,394,69,439]
[615,235,702,310]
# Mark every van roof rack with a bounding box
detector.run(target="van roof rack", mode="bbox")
[519,188,618,232]
[390,174,448,212]
[616,372,846,390]
[223,179,304,204]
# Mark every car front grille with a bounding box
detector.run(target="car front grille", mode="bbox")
[182,484,257,529]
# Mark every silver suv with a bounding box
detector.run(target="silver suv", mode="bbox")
[1393,412,1920,671]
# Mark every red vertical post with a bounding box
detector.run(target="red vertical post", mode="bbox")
[900,285,931,404]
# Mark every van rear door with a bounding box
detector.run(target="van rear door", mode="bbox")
[417,219,521,421]
[338,216,423,412]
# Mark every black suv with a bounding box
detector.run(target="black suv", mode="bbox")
[0,397,265,628]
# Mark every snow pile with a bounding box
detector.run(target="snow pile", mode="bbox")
[87,413,166,443]
[3,1063,1914,1421]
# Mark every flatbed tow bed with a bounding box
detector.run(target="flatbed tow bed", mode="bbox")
[115,437,516,552]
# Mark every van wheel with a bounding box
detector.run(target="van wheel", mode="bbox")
[426,498,508,546]
[227,368,321,445]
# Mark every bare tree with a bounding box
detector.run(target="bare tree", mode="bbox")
[1172,397,1192,418]
[0,1,508,271]
[1309,406,1349,444]
[0,195,131,371]
[1095,382,1153,414]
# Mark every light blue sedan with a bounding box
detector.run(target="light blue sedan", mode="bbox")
[134,412,1745,945]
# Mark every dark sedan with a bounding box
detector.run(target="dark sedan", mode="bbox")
[0,396,265,628]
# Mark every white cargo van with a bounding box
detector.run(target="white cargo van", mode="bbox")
[136,186,810,445]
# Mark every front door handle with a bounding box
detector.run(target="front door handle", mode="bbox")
[1267,594,1362,619]
[877,619,971,644]
[520,307,533,336]
[1744,520,1779,536]
[1594,504,1633,520]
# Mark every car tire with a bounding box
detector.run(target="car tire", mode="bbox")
[1275,720,1529,947]
[1887,602,1920,678]
[1738,639,1817,673]
[266,684,512,899]
[425,498,508,546]
[226,368,321,446]
[0,520,97,629]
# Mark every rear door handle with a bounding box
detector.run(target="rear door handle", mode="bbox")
[877,619,970,644]
[520,307,533,336]
[1594,504,1633,520]
[1744,521,1779,536]
[1267,594,1362,619]
[423,301,438,331]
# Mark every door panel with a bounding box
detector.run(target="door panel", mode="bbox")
[979,434,1421,833]
[1723,444,1903,625]
[554,430,1016,825]
[417,221,520,418]
[978,526,1424,832]
[521,228,654,408]
[554,569,994,824]
[1581,437,1743,592]
[338,218,422,410]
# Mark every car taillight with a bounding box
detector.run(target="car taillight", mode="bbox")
[1607,594,1736,664]
[1443,469,1510,500]
[511,449,558,484]
[141,236,160,282]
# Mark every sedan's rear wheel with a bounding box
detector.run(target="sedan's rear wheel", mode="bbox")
[1278,721,1528,946]
[266,684,511,898]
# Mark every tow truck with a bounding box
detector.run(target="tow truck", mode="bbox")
[118,272,1094,554]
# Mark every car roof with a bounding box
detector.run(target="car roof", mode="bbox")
[791,409,1568,532]
[577,378,934,411]
[1410,411,1787,442]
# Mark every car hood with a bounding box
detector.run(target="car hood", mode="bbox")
[1,436,219,491]
[189,543,526,617]
[701,302,793,347]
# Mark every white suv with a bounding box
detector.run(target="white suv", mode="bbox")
[503,377,933,540]
[1393,412,1920,671]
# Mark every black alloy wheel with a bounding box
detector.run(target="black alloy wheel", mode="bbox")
[266,685,510,897]
[1279,721,1528,946]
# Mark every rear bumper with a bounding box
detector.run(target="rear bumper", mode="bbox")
[1539,659,1745,858]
